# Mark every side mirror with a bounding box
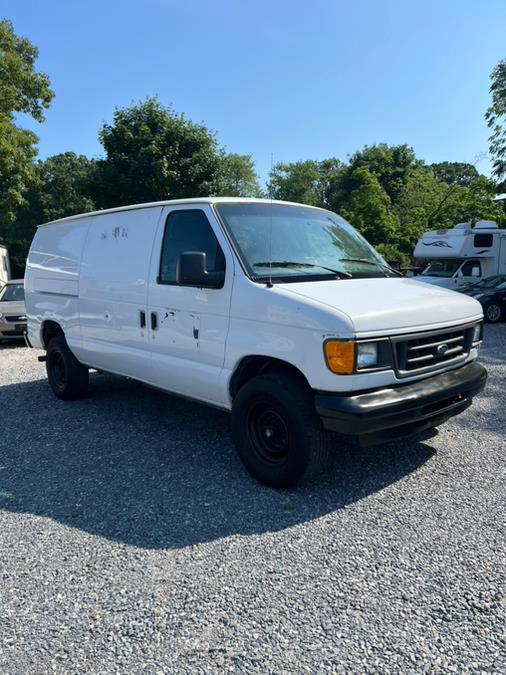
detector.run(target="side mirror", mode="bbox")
[471,266,480,277]
[177,252,224,289]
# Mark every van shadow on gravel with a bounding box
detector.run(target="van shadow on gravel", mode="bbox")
[0,372,436,550]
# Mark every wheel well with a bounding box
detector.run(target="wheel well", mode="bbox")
[41,320,64,349]
[230,356,309,399]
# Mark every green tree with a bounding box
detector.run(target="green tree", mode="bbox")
[215,153,262,197]
[394,165,447,251]
[0,120,38,228]
[0,19,54,243]
[394,166,504,253]
[375,243,410,268]
[6,153,95,273]
[267,158,342,206]
[429,161,479,187]
[442,175,504,226]
[93,98,223,208]
[330,166,399,246]
[486,59,506,180]
[0,18,54,121]
[347,144,421,202]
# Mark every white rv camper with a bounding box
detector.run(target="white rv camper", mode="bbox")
[414,220,506,289]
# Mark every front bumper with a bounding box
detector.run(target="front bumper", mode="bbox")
[315,362,487,446]
[0,321,27,339]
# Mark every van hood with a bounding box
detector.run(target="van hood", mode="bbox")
[276,277,482,335]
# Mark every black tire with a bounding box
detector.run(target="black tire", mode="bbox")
[484,302,502,323]
[231,372,331,488]
[46,336,89,400]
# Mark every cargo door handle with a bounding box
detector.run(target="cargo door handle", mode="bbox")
[150,312,158,330]
[139,310,146,328]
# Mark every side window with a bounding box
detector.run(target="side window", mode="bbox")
[474,233,493,248]
[159,210,225,284]
[461,260,481,276]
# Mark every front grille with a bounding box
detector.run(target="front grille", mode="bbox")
[393,325,474,377]
[5,315,26,323]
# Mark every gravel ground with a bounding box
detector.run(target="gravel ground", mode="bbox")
[0,327,504,673]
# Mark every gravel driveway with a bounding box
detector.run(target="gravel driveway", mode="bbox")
[0,327,504,673]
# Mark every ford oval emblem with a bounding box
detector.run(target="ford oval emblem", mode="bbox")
[437,343,449,356]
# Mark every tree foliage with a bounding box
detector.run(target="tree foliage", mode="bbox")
[429,161,479,187]
[215,153,262,197]
[1,21,504,273]
[0,119,38,228]
[5,153,95,272]
[347,144,421,202]
[330,166,399,246]
[92,98,222,208]
[267,146,504,261]
[268,159,342,206]
[0,18,54,260]
[486,59,506,180]
[0,19,54,121]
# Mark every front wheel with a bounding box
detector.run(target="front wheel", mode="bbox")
[484,302,502,323]
[231,373,331,488]
[46,336,89,400]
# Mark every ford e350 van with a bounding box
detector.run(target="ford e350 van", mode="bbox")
[25,198,487,487]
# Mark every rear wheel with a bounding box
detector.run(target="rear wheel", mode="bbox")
[231,372,331,488]
[484,302,502,323]
[46,336,89,400]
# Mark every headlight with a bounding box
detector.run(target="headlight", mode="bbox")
[324,340,356,375]
[18,315,27,321]
[324,339,391,374]
[357,342,378,369]
[472,322,483,345]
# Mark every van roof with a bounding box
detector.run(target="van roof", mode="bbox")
[39,197,329,227]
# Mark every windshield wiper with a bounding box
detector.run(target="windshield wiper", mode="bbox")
[253,261,351,279]
[338,258,402,277]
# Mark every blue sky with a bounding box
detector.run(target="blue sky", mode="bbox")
[5,0,506,185]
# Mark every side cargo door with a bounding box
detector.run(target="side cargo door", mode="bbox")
[147,205,234,407]
[79,207,163,380]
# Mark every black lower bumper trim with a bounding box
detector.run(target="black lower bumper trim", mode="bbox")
[315,362,487,445]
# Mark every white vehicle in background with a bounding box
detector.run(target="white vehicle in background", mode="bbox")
[24,198,487,488]
[0,244,11,286]
[414,220,506,289]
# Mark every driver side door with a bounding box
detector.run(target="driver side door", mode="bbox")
[147,205,234,407]
[455,259,482,288]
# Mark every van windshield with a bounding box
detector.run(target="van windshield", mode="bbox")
[421,259,463,278]
[215,203,395,282]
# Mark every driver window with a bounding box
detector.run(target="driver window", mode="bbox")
[159,210,225,284]
[461,260,481,277]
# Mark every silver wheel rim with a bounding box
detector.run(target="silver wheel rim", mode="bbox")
[487,304,500,321]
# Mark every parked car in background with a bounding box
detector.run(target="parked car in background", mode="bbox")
[459,275,506,323]
[0,279,27,341]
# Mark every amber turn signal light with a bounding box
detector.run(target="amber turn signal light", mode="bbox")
[324,340,356,375]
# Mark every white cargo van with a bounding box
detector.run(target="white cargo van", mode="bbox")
[414,220,506,289]
[25,199,487,487]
